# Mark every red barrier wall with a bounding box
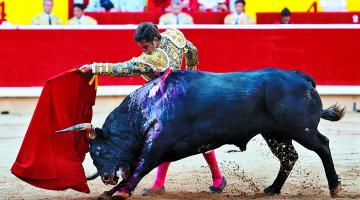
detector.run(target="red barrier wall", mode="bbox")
[0,26,359,86]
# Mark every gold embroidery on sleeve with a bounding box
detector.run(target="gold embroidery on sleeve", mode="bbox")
[185,40,199,70]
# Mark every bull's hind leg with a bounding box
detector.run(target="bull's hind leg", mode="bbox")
[292,129,341,197]
[262,134,298,195]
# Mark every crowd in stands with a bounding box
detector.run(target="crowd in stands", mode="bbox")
[30,0,350,26]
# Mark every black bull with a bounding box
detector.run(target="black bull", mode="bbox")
[60,68,344,199]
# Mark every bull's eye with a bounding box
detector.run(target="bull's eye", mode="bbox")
[95,146,101,155]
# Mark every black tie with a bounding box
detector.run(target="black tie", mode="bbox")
[48,15,52,25]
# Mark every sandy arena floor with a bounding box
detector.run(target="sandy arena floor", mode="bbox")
[0,111,359,200]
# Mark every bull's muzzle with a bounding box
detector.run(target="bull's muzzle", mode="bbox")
[55,123,97,139]
[102,172,119,185]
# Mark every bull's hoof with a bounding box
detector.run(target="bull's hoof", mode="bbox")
[141,187,165,196]
[330,180,341,198]
[112,191,130,200]
[97,191,112,200]
[264,185,281,195]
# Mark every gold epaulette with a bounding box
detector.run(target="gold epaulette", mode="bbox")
[161,28,186,48]
[134,48,169,72]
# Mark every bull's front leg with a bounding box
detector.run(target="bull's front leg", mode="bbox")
[99,121,167,200]
[98,179,128,200]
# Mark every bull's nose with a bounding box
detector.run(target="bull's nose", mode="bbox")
[102,173,110,185]
[101,173,118,185]
[103,173,109,180]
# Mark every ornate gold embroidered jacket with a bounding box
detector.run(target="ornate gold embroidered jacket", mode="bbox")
[91,28,198,80]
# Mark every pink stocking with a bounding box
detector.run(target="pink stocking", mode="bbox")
[203,150,223,188]
[151,162,171,189]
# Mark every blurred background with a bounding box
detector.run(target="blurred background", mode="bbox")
[1,0,360,25]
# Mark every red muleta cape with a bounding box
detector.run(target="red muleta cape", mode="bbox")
[11,69,97,193]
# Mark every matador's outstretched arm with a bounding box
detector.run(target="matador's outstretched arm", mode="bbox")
[86,49,169,77]
[91,59,152,77]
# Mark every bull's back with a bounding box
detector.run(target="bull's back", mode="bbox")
[162,68,318,133]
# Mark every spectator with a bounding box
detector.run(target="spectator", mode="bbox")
[85,0,120,12]
[275,8,292,24]
[320,0,347,12]
[164,0,192,12]
[198,0,228,12]
[159,0,193,25]
[67,3,97,25]
[224,0,254,24]
[32,0,61,25]
[118,0,146,12]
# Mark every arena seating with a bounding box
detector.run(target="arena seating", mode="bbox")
[85,12,229,25]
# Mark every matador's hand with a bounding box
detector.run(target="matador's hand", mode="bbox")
[79,64,92,73]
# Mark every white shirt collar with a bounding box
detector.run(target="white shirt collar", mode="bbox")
[44,12,52,17]
[234,12,245,17]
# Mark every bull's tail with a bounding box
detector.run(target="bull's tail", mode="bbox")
[294,70,317,88]
[321,104,345,121]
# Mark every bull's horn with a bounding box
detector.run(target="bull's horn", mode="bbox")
[87,171,100,181]
[56,123,99,139]
[56,123,93,133]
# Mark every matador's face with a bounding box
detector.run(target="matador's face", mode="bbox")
[137,38,160,55]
